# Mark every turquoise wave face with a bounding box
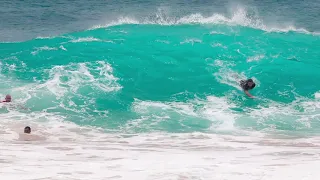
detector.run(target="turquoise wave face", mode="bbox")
[0,23,320,133]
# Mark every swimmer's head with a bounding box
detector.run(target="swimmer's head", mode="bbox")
[5,95,11,102]
[24,126,31,134]
[247,79,255,87]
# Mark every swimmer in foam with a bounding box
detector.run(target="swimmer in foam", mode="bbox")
[1,94,30,110]
[19,126,46,141]
[24,126,31,134]
[239,79,256,98]
[1,94,12,102]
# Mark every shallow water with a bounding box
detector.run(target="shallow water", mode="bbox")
[2,131,320,180]
[1,0,320,179]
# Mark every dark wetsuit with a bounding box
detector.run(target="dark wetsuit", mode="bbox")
[240,80,255,91]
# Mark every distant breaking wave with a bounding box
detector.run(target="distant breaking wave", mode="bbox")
[91,7,319,35]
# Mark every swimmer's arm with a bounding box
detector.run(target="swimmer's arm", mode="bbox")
[244,90,255,98]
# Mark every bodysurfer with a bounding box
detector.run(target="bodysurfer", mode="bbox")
[239,79,256,98]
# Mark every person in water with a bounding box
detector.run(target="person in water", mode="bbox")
[1,94,12,102]
[239,79,256,98]
[24,126,31,134]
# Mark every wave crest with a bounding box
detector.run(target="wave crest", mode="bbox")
[91,7,318,35]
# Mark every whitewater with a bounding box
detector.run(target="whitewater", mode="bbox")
[1,1,320,179]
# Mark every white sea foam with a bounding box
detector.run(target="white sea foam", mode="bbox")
[247,54,265,62]
[250,97,320,130]
[91,7,319,35]
[155,39,171,44]
[180,38,202,45]
[59,45,67,51]
[70,37,101,43]
[131,95,239,133]
[2,81,320,180]
[1,115,320,180]
[210,31,227,35]
[31,46,58,55]
[130,94,320,133]
[35,35,72,40]
[38,61,122,97]
[211,43,227,49]
[68,37,115,43]
[3,60,121,120]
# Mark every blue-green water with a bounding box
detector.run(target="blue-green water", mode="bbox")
[1,1,320,135]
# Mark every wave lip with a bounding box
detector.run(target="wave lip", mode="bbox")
[91,7,318,35]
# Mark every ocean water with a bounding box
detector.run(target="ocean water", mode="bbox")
[1,0,320,179]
